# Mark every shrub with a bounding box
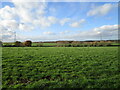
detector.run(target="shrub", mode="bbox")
[24,40,32,47]
[57,41,70,47]
[71,41,81,47]
[82,42,88,47]
[15,41,22,47]
[106,41,112,46]
[37,43,43,47]
[0,41,2,47]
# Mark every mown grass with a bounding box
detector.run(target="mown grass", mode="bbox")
[2,47,120,88]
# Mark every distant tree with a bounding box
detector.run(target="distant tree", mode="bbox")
[15,41,22,47]
[71,41,82,47]
[24,40,32,47]
[106,41,112,46]
[0,41,2,47]
[82,42,88,47]
[37,42,43,47]
[91,41,98,47]
[56,41,70,47]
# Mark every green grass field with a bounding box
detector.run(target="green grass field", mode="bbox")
[2,47,119,88]
[32,43,57,46]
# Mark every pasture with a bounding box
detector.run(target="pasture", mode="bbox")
[2,47,119,88]
[32,43,57,46]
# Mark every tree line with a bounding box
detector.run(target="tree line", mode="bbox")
[2,40,32,47]
[1,40,119,47]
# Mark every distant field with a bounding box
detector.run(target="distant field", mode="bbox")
[2,42,120,47]
[2,47,119,88]
[111,43,120,45]
[32,43,57,46]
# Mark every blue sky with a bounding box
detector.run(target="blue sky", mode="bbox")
[0,1,118,42]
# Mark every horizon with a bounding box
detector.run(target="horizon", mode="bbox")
[2,39,119,43]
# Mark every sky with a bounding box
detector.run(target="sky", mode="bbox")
[0,0,119,42]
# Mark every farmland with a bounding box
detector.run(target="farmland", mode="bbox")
[2,47,120,88]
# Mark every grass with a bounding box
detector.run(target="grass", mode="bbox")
[32,43,57,46]
[111,43,120,45]
[2,47,120,88]
[43,43,57,46]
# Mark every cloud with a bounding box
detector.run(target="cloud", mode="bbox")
[43,31,56,35]
[2,24,118,42]
[0,20,18,30]
[0,28,15,42]
[87,3,115,16]
[33,16,57,28]
[70,19,86,28]
[13,1,47,22]
[60,18,71,26]
[0,6,17,20]
[0,1,56,30]
[68,24,118,40]
[59,30,71,34]
[93,24,118,32]
[4,24,117,42]
[48,16,58,24]
[19,23,34,31]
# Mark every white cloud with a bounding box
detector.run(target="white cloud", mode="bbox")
[87,3,115,16]
[93,24,118,32]
[69,24,118,40]
[0,20,17,42]
[0,6,17,20]
[33,16,57,28]
[4,24,117,42]
[0,1,55,31]
[0,20,18,30]
[0,28,15,42]
[48,16,58,24]
[70,19,86,28]
[19,23,34,31]
[60,30,71,34]
[43,31,55,35]
[60,18,71,26]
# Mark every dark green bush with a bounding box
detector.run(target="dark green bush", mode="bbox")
[24,40,32,47]
[15,41,22,47]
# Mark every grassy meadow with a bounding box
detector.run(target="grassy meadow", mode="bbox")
[32,43,57,46]
[2,47,120,88]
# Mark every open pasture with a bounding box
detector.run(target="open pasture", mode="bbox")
[2,47,119,88]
